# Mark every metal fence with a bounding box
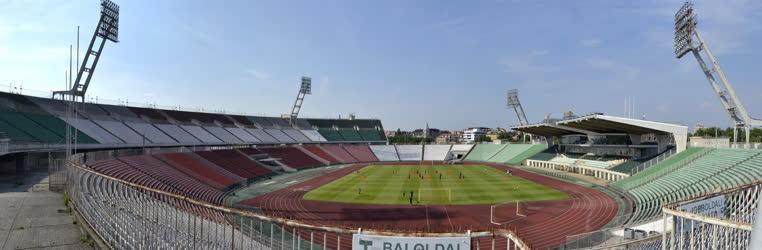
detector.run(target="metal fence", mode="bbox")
[63,153,530,250]
[661,182,759,250]
[629,148,677,176]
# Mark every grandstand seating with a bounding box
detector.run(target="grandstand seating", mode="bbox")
[155,152,243,189]
[612,147,705,190]
[98,104,143,122]
[301,145,341,164]
[239,147,266,156]
[319,144,358,163]
[88,158,176,194]
[342,145,378,162]
[264,129,295,143]
[23,112,99,144]
[528,146,559,161]
[124,122,177,144]
[155,124,202,143]
[338,129,363,141]
[225,127,261,143]
[246,128,278,143]
[92,120,146,144]
[127,107,170,122]
[195,150,273,179]
[300,129,327,142]
[423,145,451,161]
[548,157,613,168]
[229,115,256,127]
[180,125,223,143]
[450,144,474,152]
[66,119,124,144]
[464,144,506,161]
[617,148,762,222]
[317,129,344,141]
[396,145,423,161]
[204,126,243,144]
[247,116,273,128]
[258,147,324,169]
[358,129,384,141]
[116,155,226,204]
[282,129,311,142]
[505,144,547,165]
[369,145,400,161]
[0,111,62,143]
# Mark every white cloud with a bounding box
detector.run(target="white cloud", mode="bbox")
[244,68,270,80]
[580,38,602,47]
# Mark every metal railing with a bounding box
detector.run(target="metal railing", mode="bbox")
[629,148,677,176]
[63,153,530,250]
[660,182,760,250]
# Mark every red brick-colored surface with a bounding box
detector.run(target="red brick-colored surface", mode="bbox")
[238,162,617,250]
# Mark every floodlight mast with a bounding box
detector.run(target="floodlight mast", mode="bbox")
[507,89,530,142]
[673,1,762,144]
[53,0,119,102]
[289,76,312,127]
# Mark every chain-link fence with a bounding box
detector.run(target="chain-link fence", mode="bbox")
[64,153,530,250]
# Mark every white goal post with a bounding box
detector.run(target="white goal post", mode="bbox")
[417,188,452,202]
[490,200,526,225]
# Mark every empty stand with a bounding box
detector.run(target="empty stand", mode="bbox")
[156,152,243,189]
[246,128,278,143]
[247,116,273,128]
[450,144,474,152]
[342,145,378,162]
[229,115,256,127]
[226,127,261,143]
[463,144,506,162]
[319,144,358,163]
[66,118,124,144]
[117,155,226,204]
[195,150,273,179]
[204,126,243,144]
[488,144,538,163]
[155,124,202,143]
[338,129,363,141]
[97,104,143,122]
[317,129,343,141]
[124,122,177,144]
[0,111,62,143]
[302,145,341,164]
[282,129,311,142]
[423,145,452,161]
[92,120,146,144]
[396,145,423,161]
[358,129,384,141]
[127,107,170,122]
[258,147,324,169]
[370,145,400,161]
[23,112,98,144]
[180,125,223,143]
[300,129,327,142]
[264,129,295,143]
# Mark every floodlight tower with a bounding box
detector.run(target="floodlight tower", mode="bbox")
[507,89,530,142]
[673,1,762,144]
[289,76,312,127]
[53,0,120,101]
[507,89,529,126]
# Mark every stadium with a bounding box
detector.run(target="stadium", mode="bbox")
[0,1,759,250]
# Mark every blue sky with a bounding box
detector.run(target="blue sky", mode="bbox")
[1,0,761,131]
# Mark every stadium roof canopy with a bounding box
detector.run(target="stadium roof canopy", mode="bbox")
[510,123,589,137]
[557,114,688,151]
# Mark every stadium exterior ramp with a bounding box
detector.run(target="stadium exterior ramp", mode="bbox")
[423,144,452,161]
[395,145,423,161]
[370,145,400,161]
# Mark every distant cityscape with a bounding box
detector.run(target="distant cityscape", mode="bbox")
[385,126,520,144]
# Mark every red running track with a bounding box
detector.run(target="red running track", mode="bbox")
[238,162,618,250]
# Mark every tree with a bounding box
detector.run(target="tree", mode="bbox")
[475,135,492,143]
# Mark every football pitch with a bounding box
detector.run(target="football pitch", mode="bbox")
[303,165,568,205]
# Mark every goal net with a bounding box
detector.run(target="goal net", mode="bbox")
[417,188,452,203]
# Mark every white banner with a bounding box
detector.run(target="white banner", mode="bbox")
[353,234,470,250]
[675,194,726,232]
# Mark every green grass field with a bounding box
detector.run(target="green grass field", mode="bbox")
[303,165,568,205]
